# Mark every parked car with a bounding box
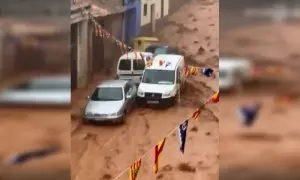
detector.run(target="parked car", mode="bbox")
[116,51,153,84]
[145,44,183,56]
[82,80,137,124]
[137,54,186,107]
[0,75,70,106]
[219,57,253,91]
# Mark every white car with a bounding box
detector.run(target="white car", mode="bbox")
[219,57,253,91]
[82,80,137,124]
[137,54,186,106]
[0,75,70,106]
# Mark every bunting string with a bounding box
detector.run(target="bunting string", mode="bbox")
[72,2,220,180]
[111,90,219,180]
[73,0,133,54]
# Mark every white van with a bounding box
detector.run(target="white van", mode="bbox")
[137,54,186,106]
[117,52,153,84]
[219,57,253,91]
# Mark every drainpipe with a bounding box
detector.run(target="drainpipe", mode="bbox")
[151,4,156,35]
[0,28,3,81]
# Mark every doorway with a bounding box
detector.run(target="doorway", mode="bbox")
[70,23,78,90]
[150,4,156,35]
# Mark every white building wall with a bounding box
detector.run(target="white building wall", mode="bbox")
[141,0,169,26]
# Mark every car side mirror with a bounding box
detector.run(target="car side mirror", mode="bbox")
[126,94,131,99]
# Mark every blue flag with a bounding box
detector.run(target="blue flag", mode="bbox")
[202,67,214,77]
[237,103,262,127]
[178,120,189,153]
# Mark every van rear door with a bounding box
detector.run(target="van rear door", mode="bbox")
[132,59,146,83]
[118,59,132,80]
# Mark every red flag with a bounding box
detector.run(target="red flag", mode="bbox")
[153,138,166,174]
[206,90,219,104]
[191,108,201,120]
[105,31,111,39]
[184,66,189,77]
[129,159,142,180]
[139,52,144,61]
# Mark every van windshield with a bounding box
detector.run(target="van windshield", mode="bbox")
[133,59,145,70]
[142,69,175,84]
[119,59,131,70]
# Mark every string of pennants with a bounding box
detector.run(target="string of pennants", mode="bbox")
[74,2,220,180]
[111,90,219,180]
[73,0,218,79]
[72,0,133,54]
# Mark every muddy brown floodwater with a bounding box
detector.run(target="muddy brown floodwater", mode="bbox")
[220,20,300,180]
[71,0,219,180]
[0,107,70,180]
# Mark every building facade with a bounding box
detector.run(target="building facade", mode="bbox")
[140,0,169,26]
[123,0,141,45]
[71,0,125,89]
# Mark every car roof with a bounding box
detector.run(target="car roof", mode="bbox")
[97,80,128,88]
[219,57,250,70]
[147,44,170,48]
[119,51,153,59]
[147,54,183,71]
[30,75,70,85]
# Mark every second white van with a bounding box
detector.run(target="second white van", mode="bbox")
[117,52,153,84]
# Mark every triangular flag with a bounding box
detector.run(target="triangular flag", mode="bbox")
[129,159,142,180]
[153,138,166,174]
[184,66,189,77]
[178,120,189,153]
[105,31,111,39]
[238,103,261,127]
[139,52,144,61]
[191,108,201,120]
[97,25,103,37]
[202,67,214,77]
[189,66,199,76]
[206,90,219,104]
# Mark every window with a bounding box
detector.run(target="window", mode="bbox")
[91,87,123,101]
[143,4,147,16]
[118,59,132,70]
[154,47,168,55]
[142,69,175,84]
[145,46,156,53]
[133,59,145,70]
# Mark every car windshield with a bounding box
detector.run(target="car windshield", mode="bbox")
[91,87,123,101]
[142,69,175,84]
[118,59,131,70]
[154,47,168,54]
